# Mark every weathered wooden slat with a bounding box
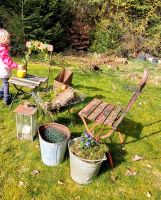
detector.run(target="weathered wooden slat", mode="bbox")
[78,98,102,117]
[10,77,39,85]
[87,102,108,121]
[11,75,47,84]
[104,106,122,126]
[9,78,38,86]
[95,104,115,124]
[9,79,38,89]
[26,75,48,83]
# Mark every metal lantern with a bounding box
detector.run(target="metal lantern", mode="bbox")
[14,104,38,141]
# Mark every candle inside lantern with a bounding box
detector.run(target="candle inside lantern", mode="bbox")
[22,125,31,139]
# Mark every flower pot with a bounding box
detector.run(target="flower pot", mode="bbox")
[38,123,70,166]
[68,138,106,184]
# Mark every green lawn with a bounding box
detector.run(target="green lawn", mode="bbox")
[0,55,161,200]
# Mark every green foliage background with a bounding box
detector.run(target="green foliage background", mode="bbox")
[0,0,160,56]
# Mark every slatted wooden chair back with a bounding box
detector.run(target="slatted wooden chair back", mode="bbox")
[113,69,149,130]
[26,41,54,86]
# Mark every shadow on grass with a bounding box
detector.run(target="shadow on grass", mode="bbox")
[98,143,127,175]
[73,84,107,92]
[125,129,161,144]
[120,118,161,144]
[89,117,144,175]
[100,118,161,173]
[118,117,144,143]
[144,119,161,127]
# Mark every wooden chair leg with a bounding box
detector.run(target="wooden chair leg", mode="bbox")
[79,115,94,137]
[107,152,114,168]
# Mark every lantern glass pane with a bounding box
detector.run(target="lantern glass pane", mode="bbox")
[17,114,31,140]
[31,113,37,138]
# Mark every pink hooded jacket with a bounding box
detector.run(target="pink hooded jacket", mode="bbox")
[0,44,18,78]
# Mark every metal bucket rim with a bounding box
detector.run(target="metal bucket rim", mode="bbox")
[68,137,106,163]
[38,122,70,145]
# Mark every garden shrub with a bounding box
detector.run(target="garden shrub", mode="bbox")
[89,19,122,54]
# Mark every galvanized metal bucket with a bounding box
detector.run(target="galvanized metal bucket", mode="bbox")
[38,123,70,166]
[68,138,106,184]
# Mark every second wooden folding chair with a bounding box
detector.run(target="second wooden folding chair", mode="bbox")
[78,69,149,143]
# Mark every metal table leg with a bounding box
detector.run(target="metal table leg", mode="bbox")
[10,84,32,108]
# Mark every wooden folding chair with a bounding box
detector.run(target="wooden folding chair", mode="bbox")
[9,41,53,105]
[78,69,148,143]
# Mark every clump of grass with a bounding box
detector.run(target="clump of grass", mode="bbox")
[40,90,56,102]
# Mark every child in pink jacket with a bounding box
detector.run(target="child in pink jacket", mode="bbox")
[0,29,22,105]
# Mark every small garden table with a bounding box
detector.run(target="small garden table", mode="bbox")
[9,74,48,106]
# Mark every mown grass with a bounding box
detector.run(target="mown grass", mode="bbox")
[0,55,161,200]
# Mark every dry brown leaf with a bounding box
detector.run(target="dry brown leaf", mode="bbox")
[132,155,144,161]
[18,181,25,187]
[31,170,40,175]
[146,164,152,168]
[111,172,118,182]
[58,180,64,185]
[125,168,137,176]
[147,191,152,198]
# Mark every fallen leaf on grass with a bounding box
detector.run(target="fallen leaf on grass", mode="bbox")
[31,170,40,175]
[132,155,144,161]
[146,164,152,168]
[112,85,117,91]
[18,181,25,187]
[147,191,152,198]
[58,180,64,185]
[19,166,29,173]
[111,173,118,182]
[125,168,137,176]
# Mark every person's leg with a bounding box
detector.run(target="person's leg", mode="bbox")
[0,79,4,98]
[3,78,11,105]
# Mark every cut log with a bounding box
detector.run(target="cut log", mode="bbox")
[50,87,75,110]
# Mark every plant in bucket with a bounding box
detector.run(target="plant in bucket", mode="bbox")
[68,131,109,184]
[38,123,70,166]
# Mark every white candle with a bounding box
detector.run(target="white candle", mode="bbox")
[22,125,31,138]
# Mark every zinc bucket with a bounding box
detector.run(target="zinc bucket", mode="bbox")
[38,123,70,166]
[68,138,106,184]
